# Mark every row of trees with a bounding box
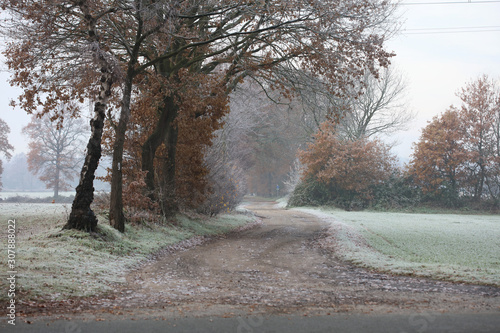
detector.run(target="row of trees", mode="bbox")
[290,75,500,210]
[1,0,397,231]
[6,74,497,211]
[1,63,411,204]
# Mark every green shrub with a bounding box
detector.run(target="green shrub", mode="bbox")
[369,175,422,210]
[287,176,332,207]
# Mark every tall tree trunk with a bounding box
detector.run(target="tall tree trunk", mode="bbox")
[108,12,143,232]
[141,94,179,216]
[477,161,486,201]
[64,0,115,232]
[109,69,135,233]
[160,118,179,217]
[141,95,177,193]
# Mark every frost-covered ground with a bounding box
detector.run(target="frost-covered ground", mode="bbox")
[0,202,71,217]
[294,207,500,286]
[0,203,254,301]
[0,191,76,200]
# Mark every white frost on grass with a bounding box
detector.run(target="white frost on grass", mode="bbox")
[0,203,254,300]
[0,191,75,200]
[296,207,500,286]
[0,203,71,219]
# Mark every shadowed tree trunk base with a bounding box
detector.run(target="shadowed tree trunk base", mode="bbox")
[64,204,98,232]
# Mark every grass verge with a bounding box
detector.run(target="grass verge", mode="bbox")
[0,203,255,301]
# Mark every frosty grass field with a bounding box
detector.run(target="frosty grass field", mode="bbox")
[297,207,500,286]
[0,203,254,300]
[0,191,76,200]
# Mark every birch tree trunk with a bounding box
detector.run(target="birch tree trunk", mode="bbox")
[64,0,116,231]
[64,72,113,231]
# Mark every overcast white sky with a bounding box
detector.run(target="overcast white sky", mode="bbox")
[387,0,500,162]
[1,0,500,163]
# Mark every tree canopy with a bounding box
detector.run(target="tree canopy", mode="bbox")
[2,0,397,230]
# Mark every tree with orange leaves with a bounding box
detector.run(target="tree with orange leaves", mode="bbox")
[409,75,500,206]
[409,108,467,205]
[297,122,397,210]
[101,68,230,218]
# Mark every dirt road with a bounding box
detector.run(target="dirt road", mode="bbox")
[101,199,499,317]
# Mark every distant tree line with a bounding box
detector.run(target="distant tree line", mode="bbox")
[1,153,46,192]
[289,75,500,211]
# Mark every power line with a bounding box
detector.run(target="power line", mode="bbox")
[404,28,500,34]
[406,25,500,30]
[400,0,500,5]
[403,25,500,34]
